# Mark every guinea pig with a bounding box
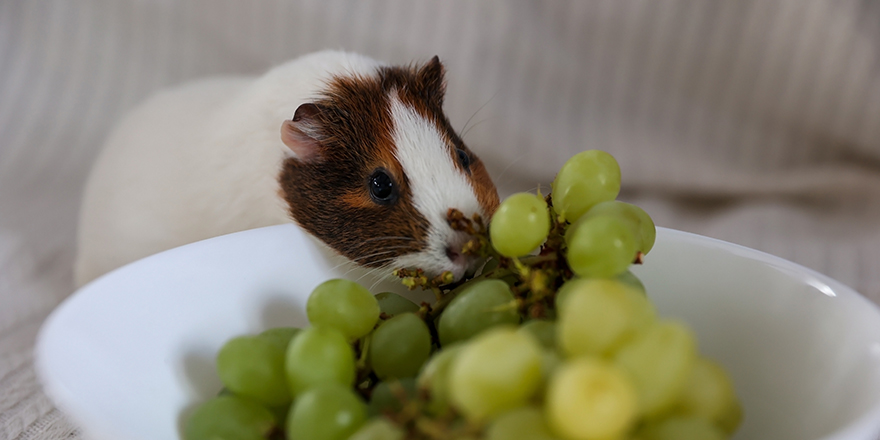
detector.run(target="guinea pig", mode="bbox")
[74,51,500,288]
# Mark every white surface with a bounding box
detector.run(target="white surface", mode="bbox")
[33,225,880,440]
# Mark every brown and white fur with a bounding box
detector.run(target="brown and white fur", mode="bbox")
[74,51,499,287]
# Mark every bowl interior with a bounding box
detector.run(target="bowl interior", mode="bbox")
[36,225,880,440]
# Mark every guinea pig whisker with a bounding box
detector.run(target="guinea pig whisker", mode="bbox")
[353,261,395,284]
[460,91,498,140]
[345,249,407,263]
[495,154,529,185]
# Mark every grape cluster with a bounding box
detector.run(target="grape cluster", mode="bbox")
[184,150,743,440]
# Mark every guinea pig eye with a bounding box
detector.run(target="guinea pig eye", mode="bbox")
[456,148,471,172]
[369,169,397,205]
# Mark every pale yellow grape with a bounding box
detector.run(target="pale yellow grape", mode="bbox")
[546,358,638,440]
[677,357,743,434]
[558,279,654,357]
[486,406,560,440]
[416,344,464,414]
[551,150,621,222]
[490,192,551,257]
[553,278,583,311]
[614,320,697,418]
[347,419,405,440]
[637,417,725,440]
[449,327,543,420]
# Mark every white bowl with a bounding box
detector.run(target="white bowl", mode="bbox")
[35,225,880,440]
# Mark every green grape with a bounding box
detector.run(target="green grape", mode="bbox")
[558,278,655,358]
[258,327,300,351]
[553,278,581,312]
[717,400,744,435]
[347,418,405,440]
[449,327,543,420]
[518,319,556,349]
[286,384,367,440]
[583,200,657,255]
[638,416,726,440]
[565,215,637,278]
[545,358,638,440]
[368,378,417,415]
[285,326,355,396]
[538,349,562,391]
[486,406,560,440]
[216,335,291,406]
[617,270,647,295]
[479,257,500,275]
[417,344,464,414]
[676,357,743,434]
[489,192,551,257]
[551,150,621,222]
[307,279,380,342]
[614,320,697,418]
[375,292,419,318]
[438,279,520,346]
[369,313,432,380]
[184,395,276,440]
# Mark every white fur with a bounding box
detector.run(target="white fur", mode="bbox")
[74,51,383,286]
[387,97,486,280]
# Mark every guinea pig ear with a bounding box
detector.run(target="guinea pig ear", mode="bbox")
[418,55,447,107]
[281,103,324,162]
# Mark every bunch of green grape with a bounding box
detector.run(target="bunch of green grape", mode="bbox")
[184,150,743,440]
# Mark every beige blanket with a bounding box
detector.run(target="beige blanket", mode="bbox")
[2,0,880,438]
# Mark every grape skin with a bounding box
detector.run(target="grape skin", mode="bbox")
[490,192,552,257]
[486,406,560,440]
[545,358,638,440]
[306,279,380,342]
[417,344,465,415]
[583,200,656,255]
[438,279,520,346]
[285,326,356,396]
[184,396,276,440]
[518,319,557,349]
[347,418,405,440]
[375,291,419,317]
[676,357,743,434]
[565,215,638,279]
[449,327,543,420]
[558,279,654,358]
[257,327,300,351]
[286,384,367,440]
[551,150,621,223]
[613,320,697,418]
[368,312,432,380]
[216,335,291,406]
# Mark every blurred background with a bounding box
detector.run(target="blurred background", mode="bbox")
[2,0,880,438]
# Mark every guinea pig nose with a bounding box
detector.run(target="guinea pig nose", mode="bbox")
[445,246,461,262]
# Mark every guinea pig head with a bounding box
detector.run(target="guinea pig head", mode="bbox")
[278,57,499,280]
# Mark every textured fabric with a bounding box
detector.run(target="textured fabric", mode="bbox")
[2,0,880,438]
